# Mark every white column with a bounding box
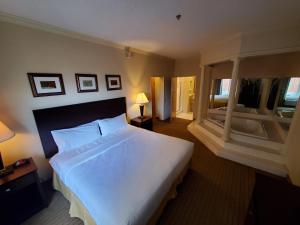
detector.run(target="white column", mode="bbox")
[210,79,216,108]
[259,78,272,112]
[196,66,206,123]
[223,58,240,141]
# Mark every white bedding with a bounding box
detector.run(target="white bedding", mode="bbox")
[50,125,193,225]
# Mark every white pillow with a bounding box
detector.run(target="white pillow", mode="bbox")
[97,113,128,136]
[79,120,99,128]
[51,122,101,153]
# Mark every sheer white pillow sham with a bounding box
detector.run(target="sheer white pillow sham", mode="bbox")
[97,113,128,136]
[51,121,101,153]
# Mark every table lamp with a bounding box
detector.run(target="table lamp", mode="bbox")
[0,121,15,173]
[136,92,149,119]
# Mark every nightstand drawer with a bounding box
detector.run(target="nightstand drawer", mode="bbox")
[0,172,35,194]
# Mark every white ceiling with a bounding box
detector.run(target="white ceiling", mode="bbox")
[0,0,300,59]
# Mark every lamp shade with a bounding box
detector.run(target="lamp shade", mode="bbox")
[0,121,15,143]
[136,93,149,104]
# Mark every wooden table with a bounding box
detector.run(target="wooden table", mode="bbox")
[0,158,47,225]
[130,116,153,131]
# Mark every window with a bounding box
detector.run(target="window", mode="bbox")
[285,77,300,102]
[220,79,231,96]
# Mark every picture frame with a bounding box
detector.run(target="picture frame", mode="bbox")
[75,74,98,93]
[27,73,65,97]
[105,75,122,91]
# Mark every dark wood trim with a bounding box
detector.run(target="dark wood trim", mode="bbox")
[27,73,65,97]
[33,97,127,158]
[75,73,99,93]
[105,74,122,90]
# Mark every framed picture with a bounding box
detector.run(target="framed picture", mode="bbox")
[27,73,65,97]
[105,75,122,91]
[75,74,98,93]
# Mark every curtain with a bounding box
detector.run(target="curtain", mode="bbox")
[238,79,262,108]
[215,79,222,95]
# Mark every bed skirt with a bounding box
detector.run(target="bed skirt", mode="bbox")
[53,172,97,225]
[53,161,190,225]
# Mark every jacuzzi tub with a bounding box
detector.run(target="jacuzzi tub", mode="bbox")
[208,114,268,139]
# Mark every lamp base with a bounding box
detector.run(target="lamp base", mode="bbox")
[0,152,14,178]
[139,105,144,119]
[0,152,4,170]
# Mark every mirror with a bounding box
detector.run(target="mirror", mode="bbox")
[232,77,299,116]
[237,79,262,109]
[209,78,231,109]
[207,76,299,142]
[205,52,300,143]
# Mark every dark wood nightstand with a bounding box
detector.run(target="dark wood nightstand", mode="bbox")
[0,158,47,225]
[130,116,153,131]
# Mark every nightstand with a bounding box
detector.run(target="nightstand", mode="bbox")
[130,116,153,131]
[0,158,47,225]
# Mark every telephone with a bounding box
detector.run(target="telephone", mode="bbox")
[14,158,30,168]
[0,159,30,178]
[0,165,13,177]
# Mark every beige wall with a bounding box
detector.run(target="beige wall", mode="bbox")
[211,61,233,79]
[174,56,201,77]
[201,26,300,66]
[201,35,241,65]
[209,52,300,79]
[239,51,300,78]
[240,27,300,56]
[0,21,174,179]
[153,77,165,120]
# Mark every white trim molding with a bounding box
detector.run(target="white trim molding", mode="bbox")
[188,121,288,177]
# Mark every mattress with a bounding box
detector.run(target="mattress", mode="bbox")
[50,125,194,225]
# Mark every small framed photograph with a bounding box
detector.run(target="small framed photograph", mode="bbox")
[27,73,65,97]
[105,75,122,91]
[75,74,98,93]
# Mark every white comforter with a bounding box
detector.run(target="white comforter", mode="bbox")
[50,125,193,225]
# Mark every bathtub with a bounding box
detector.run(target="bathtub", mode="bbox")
[208,114,268,139]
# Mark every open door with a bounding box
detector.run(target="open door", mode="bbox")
[150,77,156,119]
[171,77,177,120]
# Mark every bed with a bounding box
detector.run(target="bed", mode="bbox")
[33,97,194,225]
[210,94,228,108]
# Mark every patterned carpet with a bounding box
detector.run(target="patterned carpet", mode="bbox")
[23,118,255,225]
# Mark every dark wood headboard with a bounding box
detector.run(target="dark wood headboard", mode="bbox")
[33,97,126,158]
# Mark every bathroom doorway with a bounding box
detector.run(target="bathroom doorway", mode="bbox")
[171,76,196,120]
[150,76,165,120]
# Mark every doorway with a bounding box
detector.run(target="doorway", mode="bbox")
[150,76,165,120]
[172,76,196,120]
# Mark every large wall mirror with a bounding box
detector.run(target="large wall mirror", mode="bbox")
[206,51,300,142]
